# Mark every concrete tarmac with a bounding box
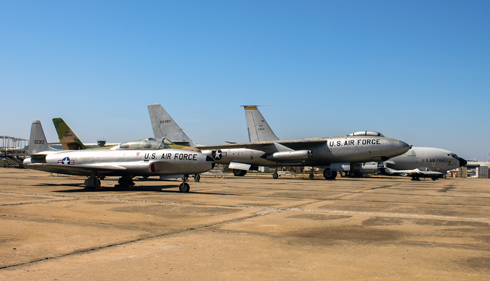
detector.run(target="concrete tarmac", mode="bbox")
[0,168,489,280]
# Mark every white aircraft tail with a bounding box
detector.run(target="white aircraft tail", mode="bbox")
[241,105,279,142]
[27,120,56,154]
[147,104,198,147]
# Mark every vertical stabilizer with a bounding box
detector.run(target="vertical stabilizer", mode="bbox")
[147,104,198,147]
[241,105,279,142]
[52,118,87,150]
[28,120,56,154]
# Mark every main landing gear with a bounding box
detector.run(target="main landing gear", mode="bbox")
[233,169,247,177]
[323,169,337,180]
[272,163,279,179]
[117,175,135,188]
[83,171,101,189]
[179,175,190,192]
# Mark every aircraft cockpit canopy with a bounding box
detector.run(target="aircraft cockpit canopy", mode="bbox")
[348,131,385,137]
[117,138,170,150]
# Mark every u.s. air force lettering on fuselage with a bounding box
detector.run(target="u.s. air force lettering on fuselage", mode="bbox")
[144,152,198,161]
[421,158,452,164]
[328,138,382,147]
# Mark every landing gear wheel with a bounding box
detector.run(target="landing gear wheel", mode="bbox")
[179,182,190,193]
[323,170,337,180]
[194,174,201,182]
[340,172,347,177]
[84,171,102,189]
[233,169,247,177]
[309,173,314,179]
[349,171,356,177]
[118,176,135,188]
[432,178,437,181]
[273,173,279,179]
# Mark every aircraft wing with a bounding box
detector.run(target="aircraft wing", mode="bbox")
[385,168,443,177]
[26,163,128,176]
[196,138,328,153]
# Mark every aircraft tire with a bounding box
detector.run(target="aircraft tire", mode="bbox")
[309,174,314,179]
[179,182,190,193]
[273,173,279,179]
[323,170,337,180]
[194,174,201,182]
[349,171,356,177]
[118,176,135,188]
[233,169,247,177]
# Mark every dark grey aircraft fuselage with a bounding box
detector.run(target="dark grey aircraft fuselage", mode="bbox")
[202,135,410,168]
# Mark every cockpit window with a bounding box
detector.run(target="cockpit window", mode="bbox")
[348,131,384,137]
[405,150,416,157]
[117,139,169,150]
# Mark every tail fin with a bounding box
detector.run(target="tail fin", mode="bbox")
[28,120,56,154]
[147,104,198,147]
[241,105,279,142]
[52,118,87,150]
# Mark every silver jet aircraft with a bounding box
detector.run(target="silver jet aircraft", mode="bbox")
[23,120,215,192]
[384,167,444,181]
[242,106,467,179]
[147,104,410,180]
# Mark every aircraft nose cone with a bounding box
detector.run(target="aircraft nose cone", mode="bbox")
[393,140,411,155]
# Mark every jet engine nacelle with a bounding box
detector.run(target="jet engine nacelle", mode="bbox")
[266,150,312,161]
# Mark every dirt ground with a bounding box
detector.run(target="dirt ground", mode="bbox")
[0,168,489,280]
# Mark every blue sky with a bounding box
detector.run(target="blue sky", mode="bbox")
[1,0,489,161]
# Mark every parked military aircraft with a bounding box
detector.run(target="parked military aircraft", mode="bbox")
[383,147,467,173]
[23,120,215,191]
[54,117,200,152]
[384,167,444,181]
[52,118,117,150]
[241,106,467,179]
[148,104,198,147]
[243,105,279,143]
[147,104,410,180]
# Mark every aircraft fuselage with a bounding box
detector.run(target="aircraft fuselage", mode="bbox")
[385,147,466,172]
[203,136,409,167]
[23,149,214,177]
